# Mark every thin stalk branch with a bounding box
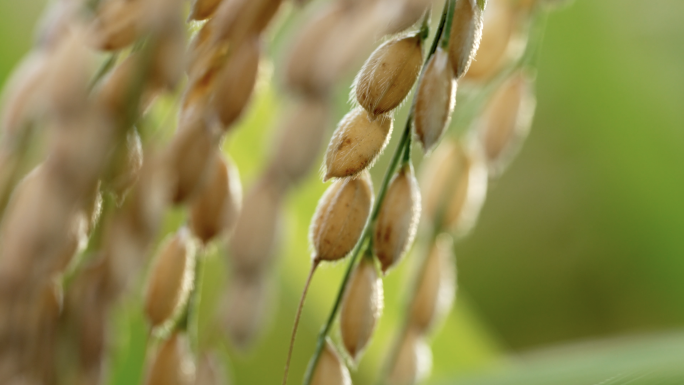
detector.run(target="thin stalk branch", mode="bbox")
[283,260,320,385]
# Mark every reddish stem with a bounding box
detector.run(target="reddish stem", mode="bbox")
[282,259,320,385]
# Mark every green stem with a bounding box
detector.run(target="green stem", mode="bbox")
[418,8,431,40]
[440,0,456,48]
[401,115,413,165]
[301,3,453,384]
[428,3,450,63]
[88,53,119,92]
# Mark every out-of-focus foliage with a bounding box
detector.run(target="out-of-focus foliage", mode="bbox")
[1,0,683,384]
[458,0,684,350]
[440,331,684,385]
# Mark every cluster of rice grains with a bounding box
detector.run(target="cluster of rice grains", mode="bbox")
[0,0,558,383]
[0,0,264,382]
[285,0,554,384]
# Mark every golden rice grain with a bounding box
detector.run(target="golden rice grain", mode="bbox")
[408,234,455,332]
[144,229,196,328]
[213,0,283,46]
[464,0,516,81]
[312,8,387,89]
[477,71,536,174]
[139,0,185,32]
[165,119,218,204]
[189,0,224,21]
[195,352,227,385]
[373,164,421,274]
[269,97,331,183]
[145,332,196,385]
[149,21,187,91]
[0,164,75,281]
[222,273,270,350]
[448,0,484,79]
[285,5,344,96]
[324,107,393,180]
[189,152,242,244]
[340,256,384,362]
[309,340,351,385]
[186,19,227,84]
[89,0,144,51]
[229,177,284,272]
[96,55,159,121]
[45,111,114,199]
[420,140,488,234]
[44,28,93,117]
[4,166,88,274]
[383,0,435,35]
[310,171,373,263]
[355,34,423,116]
[212,36,261,129]
[386,327,432,385]
[414,47,456,152]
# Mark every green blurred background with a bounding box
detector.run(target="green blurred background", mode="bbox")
[2,0,684,384]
